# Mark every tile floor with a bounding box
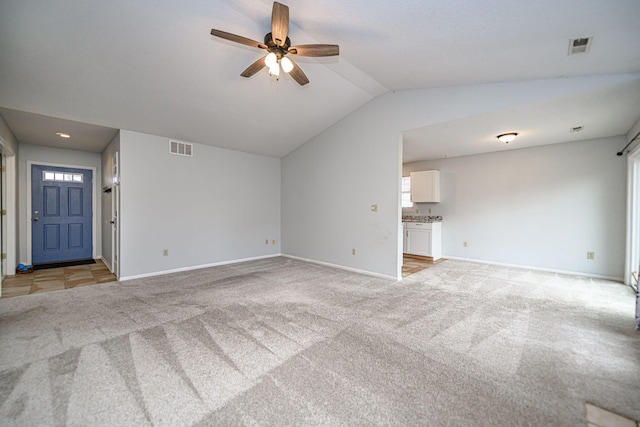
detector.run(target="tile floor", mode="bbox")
[586,403,640,427]
[1,259,117,298]
[402,254,446,277]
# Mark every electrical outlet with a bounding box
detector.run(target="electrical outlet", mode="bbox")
[463,242,468,247]
[371,204,378,212]
[415,208,419,213]
[352,248,356,255]
[163,249,169,256]
[265,239,269,245]
[272,240,276,245]
[587,251,595,260]
[428,208,432,214]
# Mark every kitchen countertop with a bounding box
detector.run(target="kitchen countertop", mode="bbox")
[402,215,442,223]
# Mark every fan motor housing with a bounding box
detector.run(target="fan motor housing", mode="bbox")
[264,32,291,51]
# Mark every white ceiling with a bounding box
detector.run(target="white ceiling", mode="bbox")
[0,0,639,160]
[0,108,118,153]
[403,78,640,162]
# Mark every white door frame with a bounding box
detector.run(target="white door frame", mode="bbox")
[625,148,640,285]
[26,161,97,265]
[111,151,120,279]
[0,137,15,290]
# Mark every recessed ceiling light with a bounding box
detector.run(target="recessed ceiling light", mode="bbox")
[56,132,71,138]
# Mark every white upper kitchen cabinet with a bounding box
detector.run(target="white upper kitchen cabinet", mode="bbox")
[410,170,440,203]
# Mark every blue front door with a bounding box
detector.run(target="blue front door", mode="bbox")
[31,165,93,264]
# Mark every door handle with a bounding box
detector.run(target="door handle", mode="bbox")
[33,218,39,222]
[109,220,115,224]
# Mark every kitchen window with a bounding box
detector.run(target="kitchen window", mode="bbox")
[402,176,413,208]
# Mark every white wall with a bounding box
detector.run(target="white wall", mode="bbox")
[404,137,626,279]
[282,112,402,279]
[17,143,102,263]
[118,130,281,279]
[282,75,636,279]
[101,131,120,270]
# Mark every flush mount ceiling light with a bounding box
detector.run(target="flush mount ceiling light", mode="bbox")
[56,132,71,139]
[497,133,518,144]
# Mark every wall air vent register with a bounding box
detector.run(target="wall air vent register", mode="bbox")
[169,140,193,157]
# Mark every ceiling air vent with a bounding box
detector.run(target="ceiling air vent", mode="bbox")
[169,140,193,157]
[568,37,592,55]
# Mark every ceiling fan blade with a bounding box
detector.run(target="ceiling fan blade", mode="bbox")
[287,58,309,86]
[271,2,289,47]
[240,56,267,78]
[210,28,267,49]
[288,44,339,57]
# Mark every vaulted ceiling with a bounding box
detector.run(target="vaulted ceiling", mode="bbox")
[0,0,639,159]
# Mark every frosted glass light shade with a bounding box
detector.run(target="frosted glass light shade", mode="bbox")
[269,63,280,77]
[265,52,278,68]
[497,133,518,143]
[281,57,294,73]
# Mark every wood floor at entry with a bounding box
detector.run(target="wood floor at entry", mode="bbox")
[1,259,116,298]
[402,254,446,277]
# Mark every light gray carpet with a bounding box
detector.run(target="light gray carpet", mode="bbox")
[1,257,638,426]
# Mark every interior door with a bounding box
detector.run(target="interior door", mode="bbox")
[31,165,93,265]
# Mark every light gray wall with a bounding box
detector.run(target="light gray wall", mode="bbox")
[18,143,102,263]
[404,137,626,278]
[282,75,635,279]
[101,131,120,269]
[627,117,640,153]
[282,111,402,278]
[118,130,281,279]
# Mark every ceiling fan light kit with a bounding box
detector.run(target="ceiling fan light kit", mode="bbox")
[281,57,294,73]
[210,1,339,86]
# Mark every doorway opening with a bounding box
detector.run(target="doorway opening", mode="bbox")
[1,152,5,280]
[111,151,120,279]
[624,148,640,331]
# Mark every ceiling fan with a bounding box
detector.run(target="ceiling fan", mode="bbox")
[210,1,339,86]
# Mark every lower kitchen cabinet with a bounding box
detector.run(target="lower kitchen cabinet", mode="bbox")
[405,222,442,260]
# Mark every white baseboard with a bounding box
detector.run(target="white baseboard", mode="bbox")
[443,255,624,282]
[282,254,398,281]
[119,253,282,281]
[11,252,621,286]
